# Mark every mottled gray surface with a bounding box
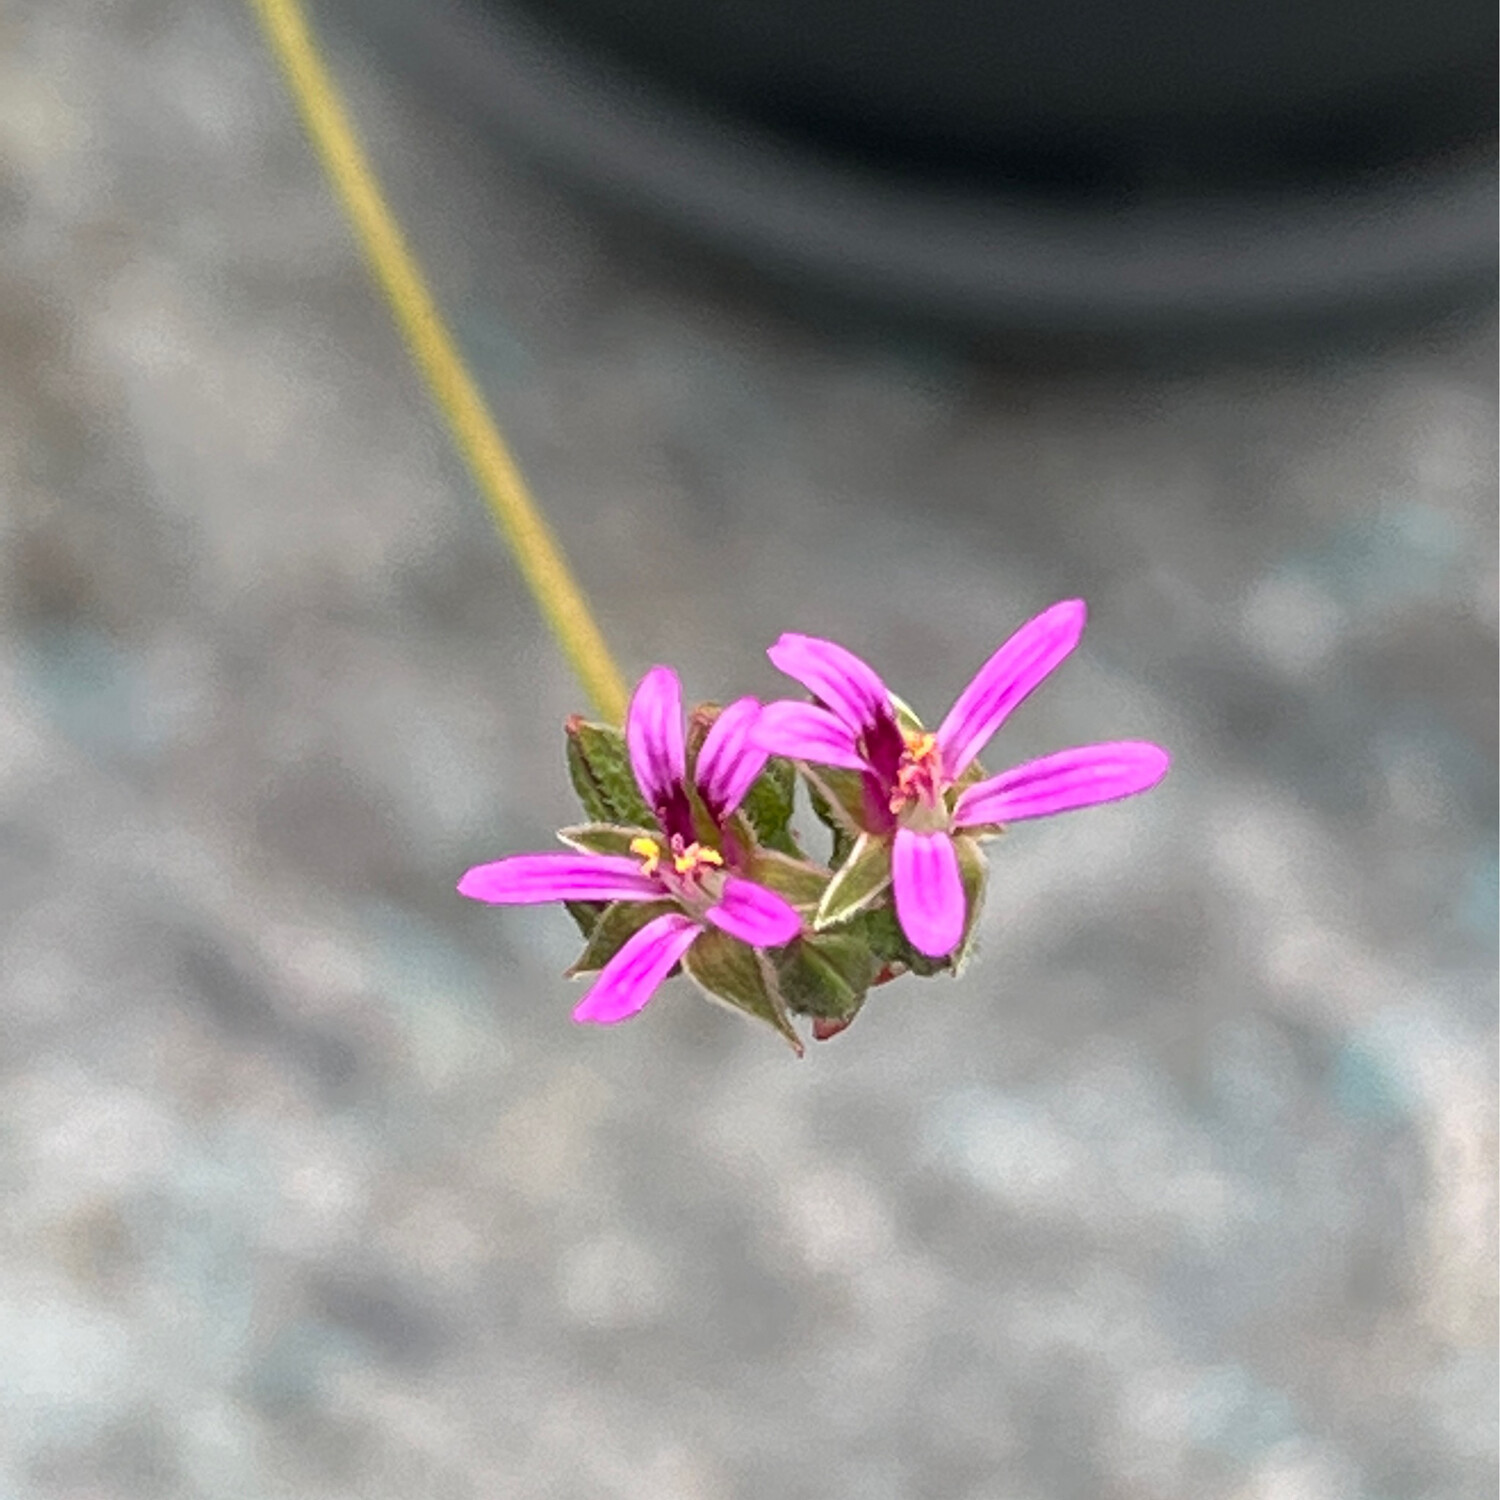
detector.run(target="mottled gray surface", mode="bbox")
[0,3,1496,1498]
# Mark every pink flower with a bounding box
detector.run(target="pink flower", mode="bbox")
[754,599,1170,959]
[458,667,801,1025]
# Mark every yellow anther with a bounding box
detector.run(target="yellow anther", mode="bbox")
[672,841,724,875]
[630,835,662,875]
[892,732,944,814]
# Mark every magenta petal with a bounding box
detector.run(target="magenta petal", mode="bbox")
[953,741,1170,825]
[705,876,803,948]
[695,697,767,821]
[458,852,661,904]
[766,633,890,734]
[935,599,1088,776]
[572,912,701,1024]
[626,665,688,815]
[752,700,867,770]
[891,828,966,958]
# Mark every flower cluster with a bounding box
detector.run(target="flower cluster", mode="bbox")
[459,601,1169,1050]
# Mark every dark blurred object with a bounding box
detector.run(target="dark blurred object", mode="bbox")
[355,0,1497,341]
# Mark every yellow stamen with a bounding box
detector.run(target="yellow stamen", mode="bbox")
[672,842,724,875]
[892,732,943,814]
[629,835,661,875]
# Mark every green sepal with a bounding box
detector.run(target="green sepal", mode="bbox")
[685,704,801,857]
[888,692,925,737]
[746,849,830,910]
[685,779,726,850]
[565,900,604,941]
[960,821,1006,843]
[946,745,994,802]
[736,754,801,856]
[556,822,656,857]
[564,716,654,826]
[951,835,989,975]
[567,899,678,976]
[773,931,877,1021]
[845,905,950,979]
[815,832,892,930]
[682,928,804,1055]
[847,832,985,976]
[801,765,867,867]
[684,703,715,760]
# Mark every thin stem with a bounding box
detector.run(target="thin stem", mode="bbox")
[246,0,629,724]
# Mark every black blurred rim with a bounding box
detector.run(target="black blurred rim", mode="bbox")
[353,0,1498,339]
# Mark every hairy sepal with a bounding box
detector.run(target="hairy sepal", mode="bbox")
[802,765,866,867]
[814,832,892,930]
[774,930,877,1023]
[565,899,604,941]
[565,717,655,826]
[682,929,804,1055]
[557,823,657,857]
[888,692,924,737]
[951,836,988,975]
[736,754,801,856]
[568,899,679,976]
[687,703,802,858]
[847,905,951,979]
[746,849,830,910]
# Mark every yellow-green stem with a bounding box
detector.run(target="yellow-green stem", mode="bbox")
[246,0,629,724]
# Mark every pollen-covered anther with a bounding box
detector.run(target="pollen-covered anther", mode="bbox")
[629,835,662,876]
[634,832,723,885]
[673,841,724,875]
[890,732,945,814]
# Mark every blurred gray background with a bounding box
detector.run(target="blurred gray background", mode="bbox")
[0,3,1495,1498]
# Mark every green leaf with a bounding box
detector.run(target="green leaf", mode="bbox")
[736,755,801,856]
[567,899,678,975]
[564,717,654,826]
[556,822,656,857]
[774,931,877,1020]
[815,832,892,930]
[951,836,989,976]
[682,928,803,1054]
[746,849,830,909]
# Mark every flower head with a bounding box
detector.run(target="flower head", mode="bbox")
[459,666,800,1025]
[754,600,1169,959]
